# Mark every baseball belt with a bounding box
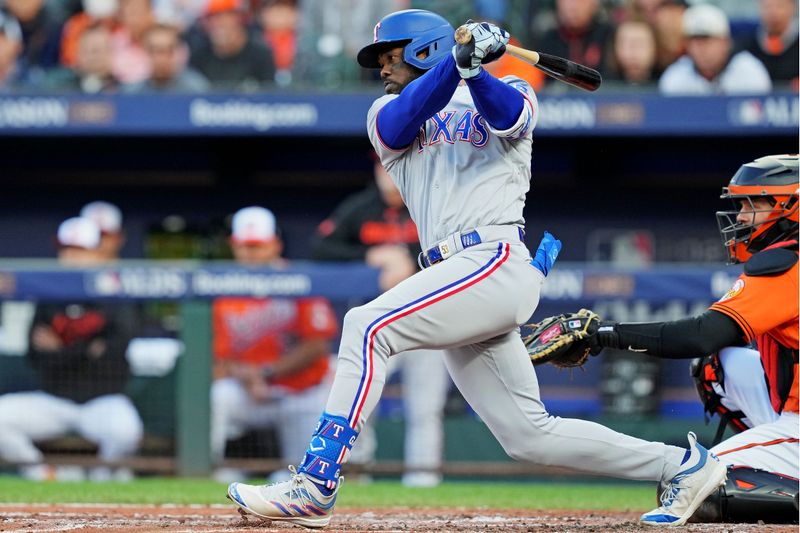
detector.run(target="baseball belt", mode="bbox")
[419,225,525,269]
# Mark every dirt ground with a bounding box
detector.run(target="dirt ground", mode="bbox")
[0,504,796,533]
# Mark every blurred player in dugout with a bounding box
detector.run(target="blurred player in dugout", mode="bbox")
[587,154,799,523]
[310,158,450,487]
[0,216,142,481]
[211,206,338,483]
[80,200,126,260]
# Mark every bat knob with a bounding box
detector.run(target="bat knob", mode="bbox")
[454,25,472,45]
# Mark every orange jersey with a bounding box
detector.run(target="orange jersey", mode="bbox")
[213,297,338,391]
[710,259,799,413]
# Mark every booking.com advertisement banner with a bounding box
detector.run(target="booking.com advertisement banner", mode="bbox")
[0,93,794,136]
[0,263,740,304]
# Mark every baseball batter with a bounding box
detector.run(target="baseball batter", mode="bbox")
[227,10,726,528]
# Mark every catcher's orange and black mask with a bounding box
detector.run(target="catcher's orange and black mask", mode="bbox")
[716,154,799,264]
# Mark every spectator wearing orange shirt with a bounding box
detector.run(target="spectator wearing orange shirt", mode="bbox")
[534,0,612,87]
[60,0,119,69]
[740,0,799,89]
[257,0,297,86]
[45,23,121,93]
[211,207,338,483]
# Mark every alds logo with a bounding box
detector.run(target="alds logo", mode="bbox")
[719,279,745,302]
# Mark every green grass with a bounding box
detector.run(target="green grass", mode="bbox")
[0,477,654,511]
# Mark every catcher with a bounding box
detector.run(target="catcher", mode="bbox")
[526,154,799,523]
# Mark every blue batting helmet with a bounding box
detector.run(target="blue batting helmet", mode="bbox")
[357,9,455,70]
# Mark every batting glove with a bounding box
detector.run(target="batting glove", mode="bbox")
[530,231,562,277]
[452,20,510,79]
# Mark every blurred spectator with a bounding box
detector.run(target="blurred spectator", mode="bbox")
[46,23,120,93]
[189,0,275,91]
[152,0,206,30]
[614,0,662,26]
[293,0,401,87]
[652,0,687,72]
[0,217,142,482]
[124,23,208,92]
[111,0,155,84]
[257,0,297,87]
[80,201,126,259]
[310,160,450,488]
[0,10,22,91]
[60,0,119,69]
[4,0,62,82]
[739,0,799,89]
[211,206,337,483]
[534,0,613,86]
[659,3,772,95]
[45,0,83,25]
[483,35,546,91]
[607,18,660,87]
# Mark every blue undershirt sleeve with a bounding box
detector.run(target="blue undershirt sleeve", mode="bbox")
[464,69,524,131]
[376,54,462,149]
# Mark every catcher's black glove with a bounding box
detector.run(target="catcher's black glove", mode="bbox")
[522,309,601,368]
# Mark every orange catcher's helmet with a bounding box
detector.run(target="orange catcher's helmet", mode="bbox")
[716,154,799,264]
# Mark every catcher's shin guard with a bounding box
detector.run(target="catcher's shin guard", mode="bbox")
[660,466,799,523]
[690,354,748,445]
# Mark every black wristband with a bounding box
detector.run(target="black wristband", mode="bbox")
[596,321,620,349]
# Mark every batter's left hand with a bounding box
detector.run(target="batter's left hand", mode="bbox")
[531,231,562,276]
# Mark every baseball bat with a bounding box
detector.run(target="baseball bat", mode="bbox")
[454,25,602,92]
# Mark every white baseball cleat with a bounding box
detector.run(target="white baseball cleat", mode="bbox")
[640,432,727,527]
[227,466,340,529]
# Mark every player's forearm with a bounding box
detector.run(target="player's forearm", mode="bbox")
[269,339,331,378]
[377,54,462,149]
[597,309,745,359]
[464,69,524,131]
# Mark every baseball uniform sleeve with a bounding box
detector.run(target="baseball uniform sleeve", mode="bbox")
[212,299,235,359]
[297,298,338,339]
[487,75,538,139]
[367,95,404,166]
[367,54,462,154]
[310,193,370,261]
[709,268,799,342]
[463,70,532,135]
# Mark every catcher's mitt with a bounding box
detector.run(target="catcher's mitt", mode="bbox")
[523,309,600,368]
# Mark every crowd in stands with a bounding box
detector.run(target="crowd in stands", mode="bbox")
[0,0,795,94]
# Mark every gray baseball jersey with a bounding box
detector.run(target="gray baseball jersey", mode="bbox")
[368,77,535,251]
[321,75,688,484]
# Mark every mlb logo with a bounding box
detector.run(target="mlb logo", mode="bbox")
[568,320,581,329]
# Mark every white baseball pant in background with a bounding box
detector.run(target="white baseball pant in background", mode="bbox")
[0,391,142,463]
